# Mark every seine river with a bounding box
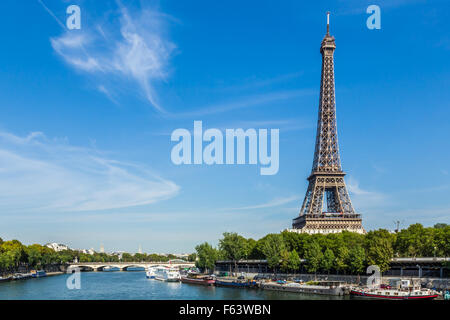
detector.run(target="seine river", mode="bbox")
[0,272,348,300]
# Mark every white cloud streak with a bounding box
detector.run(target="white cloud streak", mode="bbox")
[226,195,300,210]
[0,131,179,213]
[170,89,315,118]
[50,4,175,112]
[347,177,387,210]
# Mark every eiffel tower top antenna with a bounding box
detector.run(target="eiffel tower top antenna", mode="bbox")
[327,11,330,35]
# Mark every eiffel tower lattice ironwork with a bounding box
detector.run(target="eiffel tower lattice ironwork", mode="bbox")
[291,12,365,234]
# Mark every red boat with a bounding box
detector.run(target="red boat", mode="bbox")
[180,274,215,286]
[351,278,440,300]
[350,288,439,300]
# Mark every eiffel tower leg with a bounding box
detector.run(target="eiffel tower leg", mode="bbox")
[337,185,355,214]
[300,185,313,215]
[310,184,325,215]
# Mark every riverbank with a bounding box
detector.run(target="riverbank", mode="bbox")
[223,272,450,291]
[46,271,64,277]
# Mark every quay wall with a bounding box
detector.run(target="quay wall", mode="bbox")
[1,264,67,277]
[217,272,450,290]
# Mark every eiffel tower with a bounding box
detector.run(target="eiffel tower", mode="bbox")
[291,13,365,234]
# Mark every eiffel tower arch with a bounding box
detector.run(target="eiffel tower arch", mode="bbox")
[290,13,365,235]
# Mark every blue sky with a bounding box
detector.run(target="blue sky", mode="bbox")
[0,0,449,253]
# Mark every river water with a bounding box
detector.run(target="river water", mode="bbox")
[0,271,348,300]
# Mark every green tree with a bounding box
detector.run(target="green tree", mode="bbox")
[26,244,43,267]
[1,240,27,268]
[249,237,268,259]
[121,253,134,262]
[133,253,146,262]
[195,242,217,273]
[262,234,285,272]
[187,253,197,262]
[219,232,249,273]
[321,248,335,274]
[280,249,290,273]
[304,241,323,273]
[365,230,394,272]
[335,246,349,273]
[348,246,366,274]
[288,250,301,273]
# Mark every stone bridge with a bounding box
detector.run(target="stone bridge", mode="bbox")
[67,261,195,272]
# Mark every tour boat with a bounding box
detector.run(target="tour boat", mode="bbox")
[146,266,156,279]
[30,270,47,278]
[180,273,215,286]
[350,280,439,300]
[154,266,180,282]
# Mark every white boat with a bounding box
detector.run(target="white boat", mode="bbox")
[146,266,156,279]
[103,266,120,272]
[154,266,180,282]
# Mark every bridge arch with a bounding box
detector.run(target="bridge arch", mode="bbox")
[122,265,146,271]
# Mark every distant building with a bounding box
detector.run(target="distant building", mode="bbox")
[78,248,95,255]
[45,243,69,252]
[111,251,124,260]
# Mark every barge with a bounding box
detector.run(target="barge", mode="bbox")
[180,274,215,286]
[215,278,257,288]
[260,281,347,296]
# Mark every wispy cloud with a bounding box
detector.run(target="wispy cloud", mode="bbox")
[211,72,304,93]
[49,3,176,112]
[226,195,300,210]
[347,177,387,210]
[170,89,315,118]
[0,131,179,213]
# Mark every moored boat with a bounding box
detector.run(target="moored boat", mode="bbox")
[350,287,439,300]
[146,266,156,279]
[215,278,256,288]
[30,270,47,278]
[261,280,347,296]
[12,273,32,280]
[103,266,120,272]
[350,279,439,300]
[154,266,180,282]
[180,274,215,286]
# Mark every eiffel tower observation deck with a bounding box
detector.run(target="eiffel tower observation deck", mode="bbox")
[290,13,365,235]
